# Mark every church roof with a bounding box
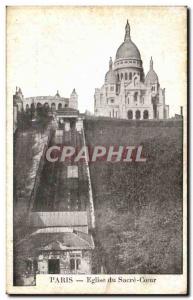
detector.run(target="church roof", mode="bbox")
[116,20,141,60]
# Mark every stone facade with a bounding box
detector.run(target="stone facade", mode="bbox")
[15,228,94,285]
[94,21,169,120]
[13,87,78,112]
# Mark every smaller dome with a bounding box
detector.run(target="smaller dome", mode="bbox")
[145,57,159,85]
[105,70,116,84]
[145,70,158,85]
[105,57,116,84]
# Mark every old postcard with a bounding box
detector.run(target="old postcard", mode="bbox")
[6,6,187,295]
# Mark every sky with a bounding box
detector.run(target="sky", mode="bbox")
[7,6,187,116]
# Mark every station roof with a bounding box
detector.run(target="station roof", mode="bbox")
[29,211,88,228]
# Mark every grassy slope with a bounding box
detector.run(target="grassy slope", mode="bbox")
[14,129,48,239]
[84,119,183,274]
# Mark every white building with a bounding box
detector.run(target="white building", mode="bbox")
[94,20,169,120]
[13,87,78,112]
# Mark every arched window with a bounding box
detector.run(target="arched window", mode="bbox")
[58,103,62,110]
[135,110,141,120]
[76,259,81,270]
[128,110,133,119]
[44,102,49,112]
[51,103,56,111]
[31,103,35,109]
[134,76,138,86]
[125,73,128,80]
[37,102,42,108]
[129,73,132,80]
[70,259,75,271]
[143,110,149,119]
[44,102,49,108]
[134,92,138,102]
[36,102,42,115]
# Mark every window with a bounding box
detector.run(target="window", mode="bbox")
[125,73,128,80]
[143,110,149,119]
[70,259,75,270]
[128,97,130,104]
[44,102,49,109]
[121,73,123,80]
[76,259,81,270]
[129,73,132,80]
[135,110,141,120]
[58,103,62,110]
[117,74,119,81]
[67,166,78,178]
[134,92,138,102]
[111,98,114,103]
[70,253,81,272]
[110,86,114,91]
[140,97,144,104]
[128,110,133,119]
[51,103,56,111]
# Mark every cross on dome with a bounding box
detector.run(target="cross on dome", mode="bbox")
[124,19,131,41]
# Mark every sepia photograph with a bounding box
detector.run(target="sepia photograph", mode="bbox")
[6,5,187,295]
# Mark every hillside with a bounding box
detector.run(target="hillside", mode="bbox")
[13,128,50,239]
[84,119,183,274]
